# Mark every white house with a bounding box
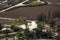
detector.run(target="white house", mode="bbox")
[17,21,38,31]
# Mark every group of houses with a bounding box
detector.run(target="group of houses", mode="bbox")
[0,0,60,40]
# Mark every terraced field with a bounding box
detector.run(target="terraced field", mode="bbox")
[0,4,60,21]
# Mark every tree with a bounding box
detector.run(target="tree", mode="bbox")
[53,11,60,18]
[0,23,3,30]
[49,19,56,28]
[57,24,60,28]
[37,13,46,21]
[18,16,27,23]
[18,16,28,29]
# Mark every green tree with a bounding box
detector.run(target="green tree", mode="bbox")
[18,16,27,23]
[0,23,3,30]
[37,13,45,21]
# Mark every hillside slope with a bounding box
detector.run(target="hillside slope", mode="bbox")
[0,4,60,20]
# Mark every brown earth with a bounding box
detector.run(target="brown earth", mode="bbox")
[0,4,60,23]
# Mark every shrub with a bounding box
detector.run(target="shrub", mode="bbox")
[0,4,9,11]
[0,23,3,30]
[18,16,27,24]
[29,1,45,6]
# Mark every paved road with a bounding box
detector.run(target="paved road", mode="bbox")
[0,0,60,13]
[0,0,29,13]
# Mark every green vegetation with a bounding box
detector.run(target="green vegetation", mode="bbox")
[2,16,27,27]
[0,5,9,11]
[0,0,24,11]
[29,1,45,6]
[0,11,60,39]
[0,17,59,39]
[18,16,27,24]
[0,0,47,11]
